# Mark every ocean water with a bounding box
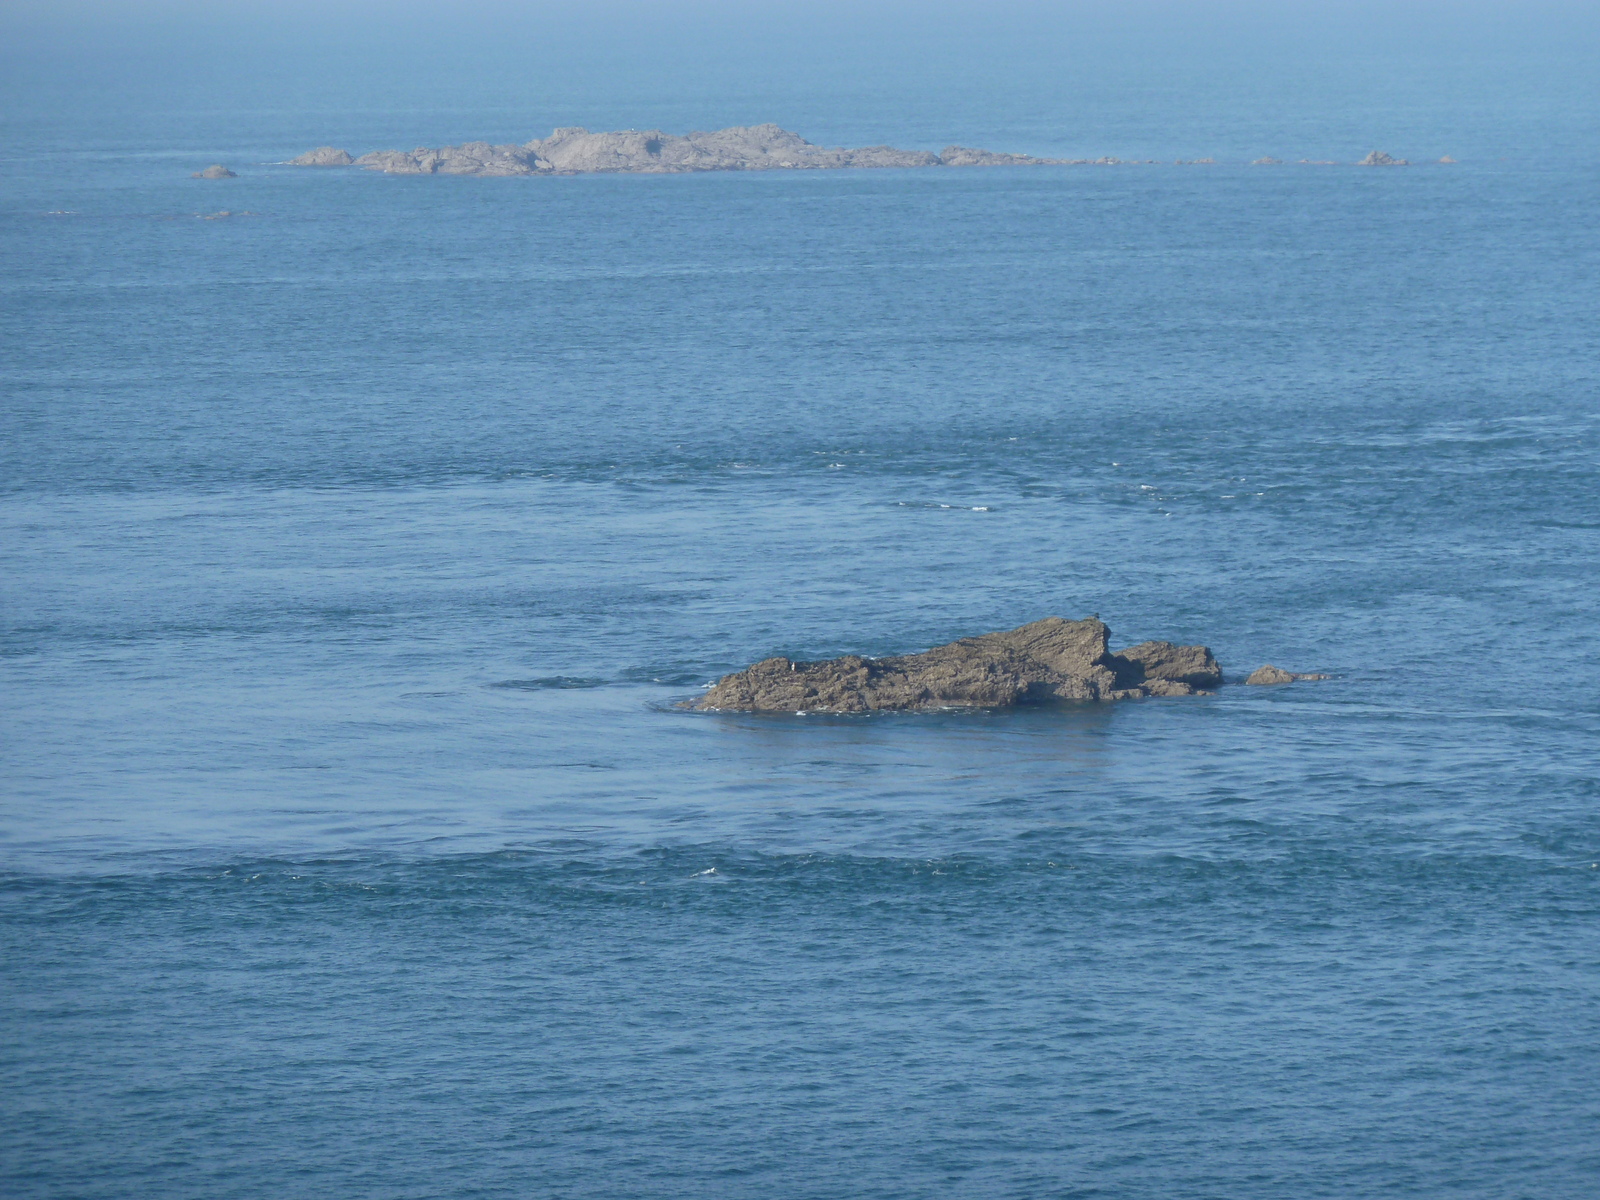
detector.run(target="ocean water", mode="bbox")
[3,29,1600,1198]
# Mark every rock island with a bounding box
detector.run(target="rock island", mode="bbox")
[289,124,1089,176]
[694,617,1223,713]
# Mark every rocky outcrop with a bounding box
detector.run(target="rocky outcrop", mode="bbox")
[354,141,551,175]
[1245,665,1329,685]
[939,145,1064,167]
[192,165,236,179]
[694,617,1222,713]
[534,124,939,172]
[337,125,942,175]
[289,147,355,166]
[280,136,1455,177]
[288,125,1097,177]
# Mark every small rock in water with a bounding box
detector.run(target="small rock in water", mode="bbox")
[1245,664,1330,685]
[1358,151,1409,166]
[694,617,1224,713]
[193,164,237,179]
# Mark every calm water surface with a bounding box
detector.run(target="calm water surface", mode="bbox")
[2,49,1599,1198]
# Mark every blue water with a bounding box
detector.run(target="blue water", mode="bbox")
[3,28,1600,1198]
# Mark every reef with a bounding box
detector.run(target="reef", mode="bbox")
[192,165,236,179]
[693,617,1223,713]
[1244,665,1330,685]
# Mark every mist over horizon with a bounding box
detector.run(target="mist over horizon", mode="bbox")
[3,0,1598,163]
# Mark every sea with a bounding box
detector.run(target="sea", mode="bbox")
[2,14,1598,1197]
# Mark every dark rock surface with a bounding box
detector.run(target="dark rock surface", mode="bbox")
[1245,665,1330,685]
[694,617,1222,713]
[192,165,236,179]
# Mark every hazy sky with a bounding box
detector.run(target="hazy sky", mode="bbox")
[2,1,1595,159]
[7,0,1599,56]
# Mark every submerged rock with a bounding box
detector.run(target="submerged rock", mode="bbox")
[694,617,1222,713]
[1245,665,1330,685]
[192,164,236,179]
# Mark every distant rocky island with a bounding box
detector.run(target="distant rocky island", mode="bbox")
[288,124,1140,176]
[284,126,1439,179]
[692,616,1326,713]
